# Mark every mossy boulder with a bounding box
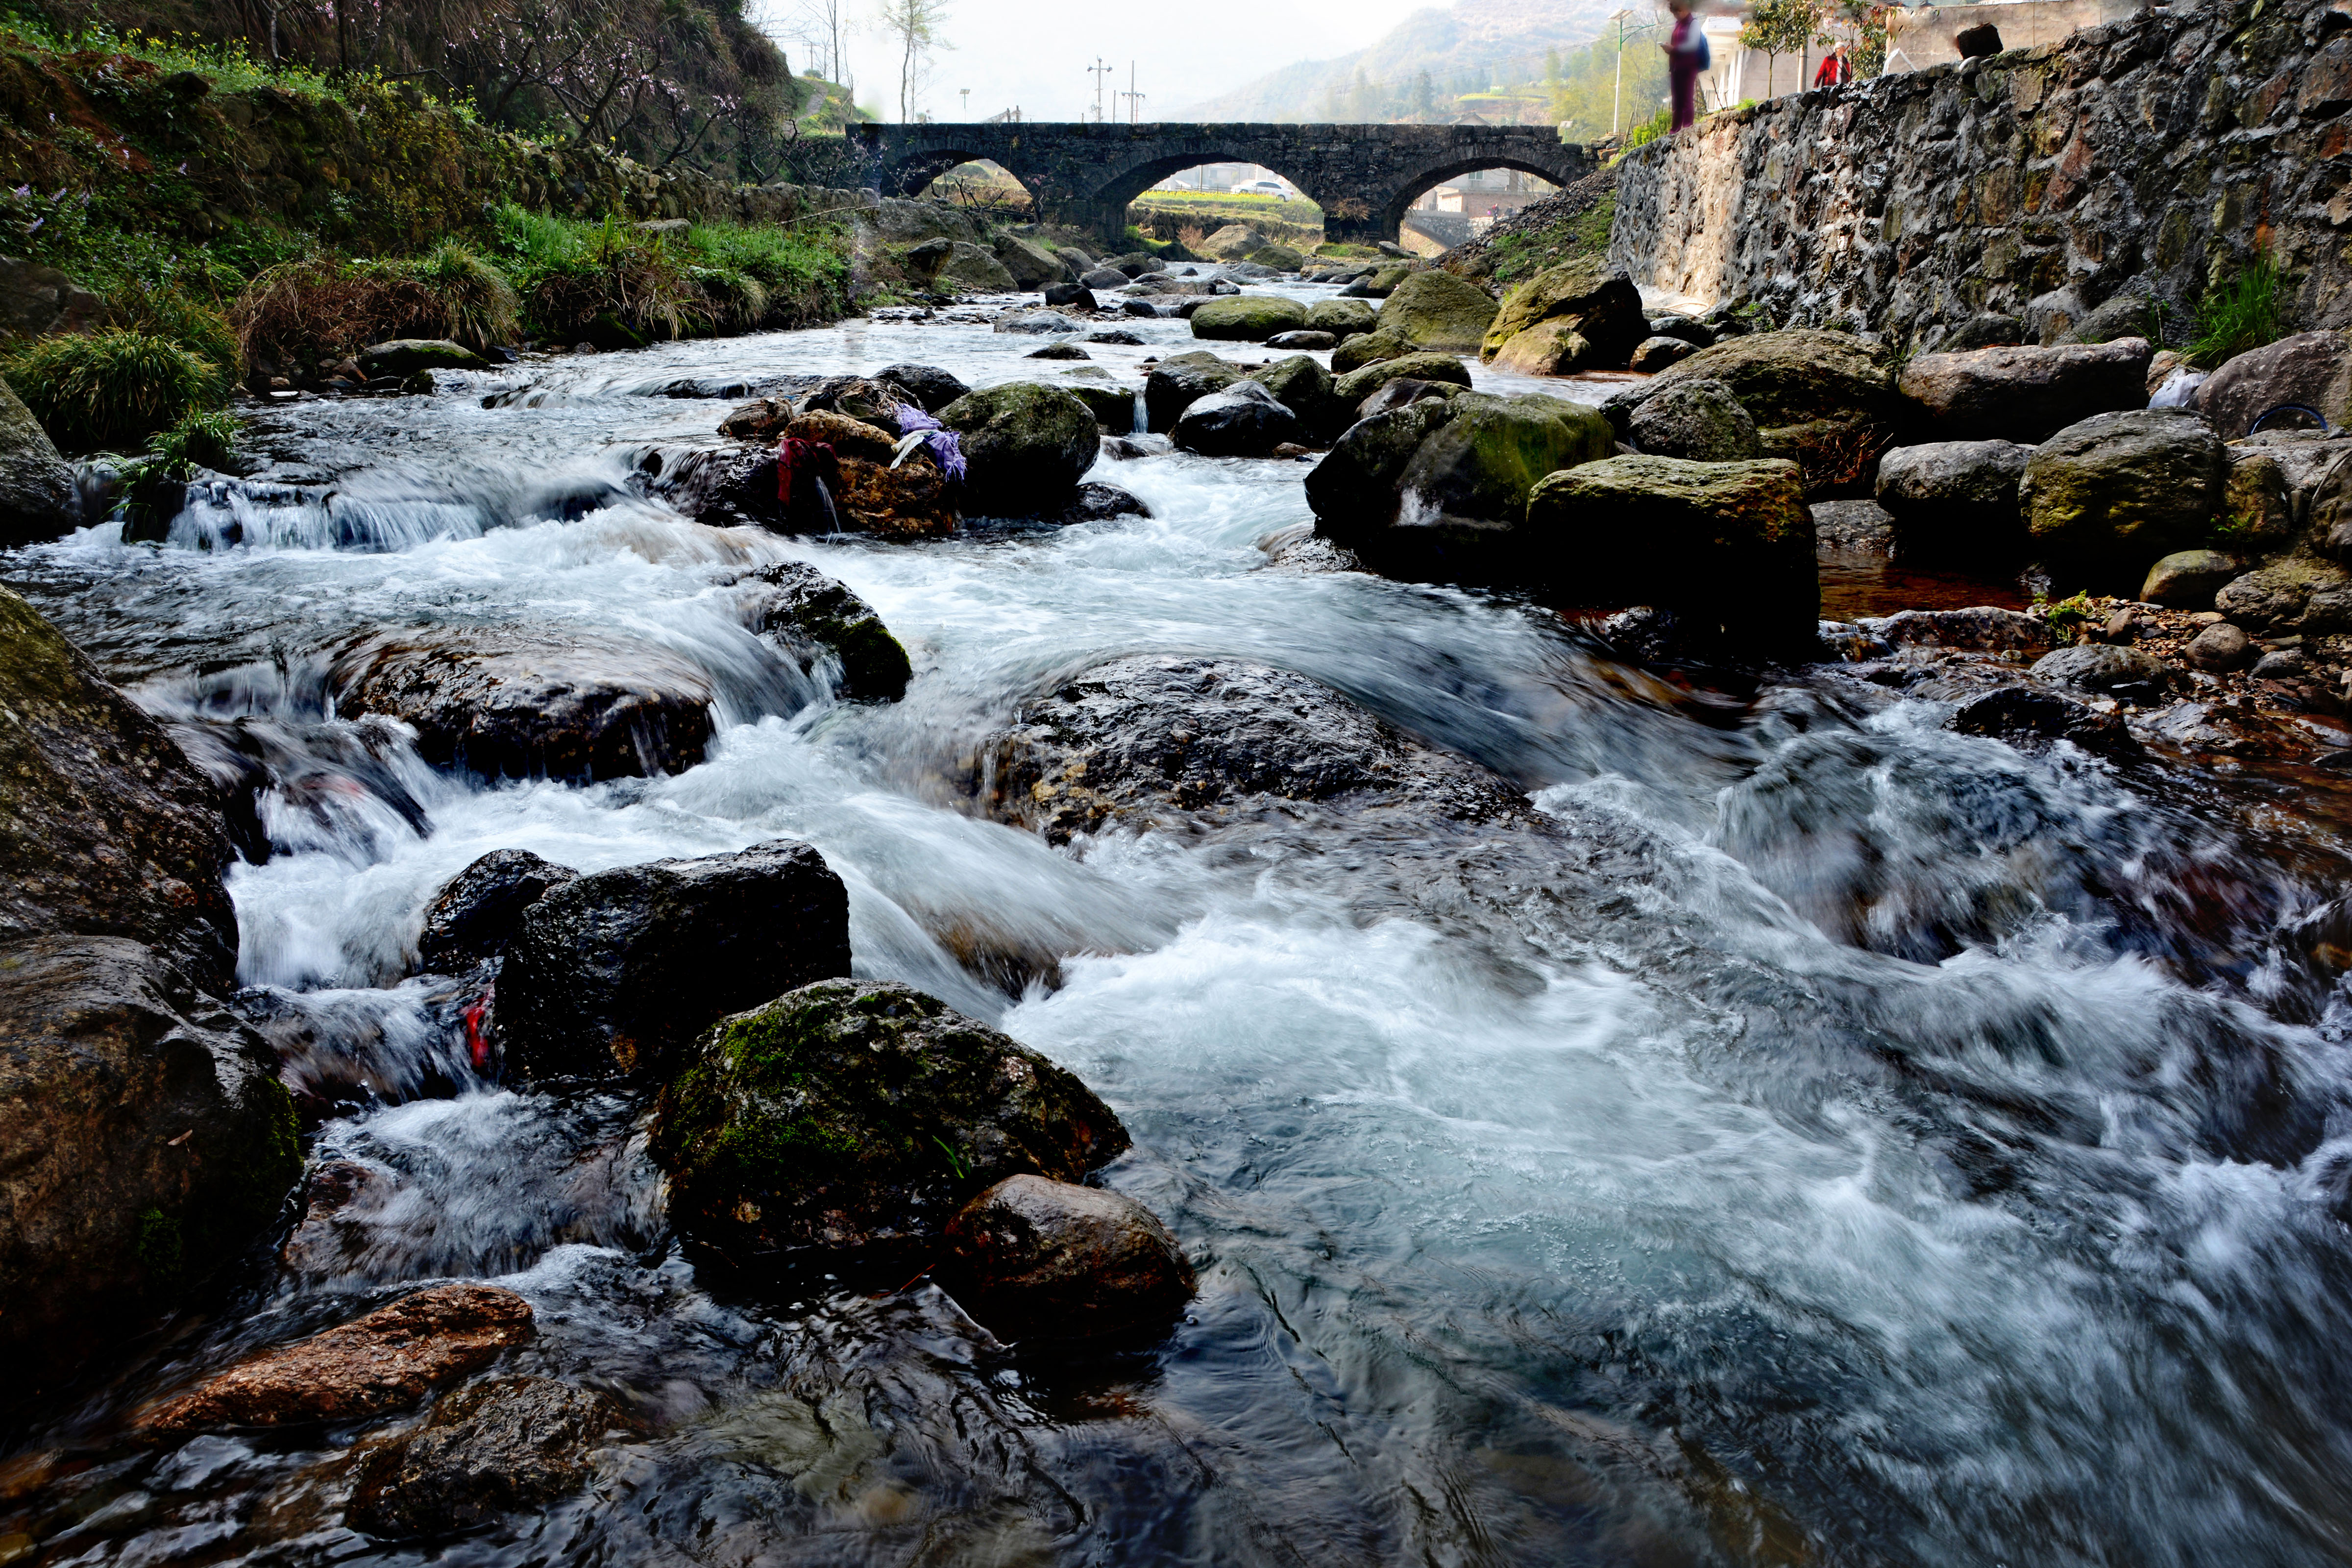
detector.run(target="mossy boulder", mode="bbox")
[1623,376,1764,461]
[1305,297,1378,339]
[738,561,913,701]
[649,979,1130,1259]
[1246,353,1341,440]
[1376,270,1499,353]
[359,339,488,377]
[0,378,76,547]
[2019,409,2228,588]
[1063,380,1139,433]
[992,233,1071,289]
[1303,397,1467,525]
[1606,329,1907,495]
[1523,455,1818,646]
[1490,319,1593,377]
[2213,558,2352,635]
[940,381,1100,515]
[1332,351,1473,413]
[2141,548,2246,609]
[1198,224,1270,261]
[1331,325,1414,375]
[1145,350,1243,432]
[1191,294,1309,343]
[930,240,1020,293]
[1251,243,1306,272]
[1481,259,1646,369]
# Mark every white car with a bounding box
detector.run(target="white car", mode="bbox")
[1230,180,1288,196]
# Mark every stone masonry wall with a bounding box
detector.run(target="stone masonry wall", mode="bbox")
[1609,0,2352,349]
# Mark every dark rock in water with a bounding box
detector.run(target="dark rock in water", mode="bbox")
[1245,354,1342,441]
[1101,435,1153,460]
[330,628,716,781]
[1,585,244,986]
[139,1285,535,1434]
[943,1174,1194,1341]
[1041,282,1097,310]
[0,936,300,1387]
[1301,397,1467,529]
[1330,351,1472,412]
[1860,606,2056,656]
[982,655,1533,844]
[717,397,794,439]
[1629,335,1697,372]
[1146,350,1243,432]
[1622,376,1763,461]
[1121,298,1164,318]
[1604,329,1905,496]
[1062,381,1139,433]
[1084,328,1145,346]
[1945,681,2135,757]
[1331,325,1413,373]
[995,310,1084,336]
[1079,268,1128,291]
[347,1377,634,1538]
[1173,380,1304,457]
[0,378,77,541]
[941,382,1100,515]
[1873,439,2032,563]
[1268,329,1338,350]
[874,362,971,413]
[1357,377,1464,419]
[417,850,579,974]
[1057,481,1150,523]
[737,560,913,701]
[1028,342,1090,360]
[1482,259,1645,370]
[2029,643,2176,702]
[497,839,852,1079]
[360,339,487,377]
[649,979,1129,1258]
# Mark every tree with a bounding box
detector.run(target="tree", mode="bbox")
[1412,70,1435,121]
[789,0,850,83]
[872,0,948,123]
[1818,0,1891,76]
[1739,0,1820,98]
[1544,46,1570,122]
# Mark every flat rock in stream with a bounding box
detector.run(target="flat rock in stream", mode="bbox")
[138,1284,535,1434]
[347,1376,635,1537]
[330,628,715,782]
[732,561,913,701]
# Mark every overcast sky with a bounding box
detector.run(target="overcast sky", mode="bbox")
[768,0,1447,124]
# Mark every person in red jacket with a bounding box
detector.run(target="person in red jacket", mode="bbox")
[1814,42,1854,87]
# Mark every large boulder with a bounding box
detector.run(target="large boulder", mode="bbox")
[1253,243,1307,272]
[329,628,715,782]
[649,979,1129,1258]
[360,339,488,377]
[1190,294,1309,343]
[1305,297,1378,339]
[1481,259,1646,370]
[735,560,913,702]
[1606,329,1905,496]
[1302,397,1468,532]
[2193,329,2352,439]
[863,198,983,245]
[993,309,1083,336]
[2027,643,2175,703]
[939,381,1099,515]
[496,840,853,1079]
[1245,353,1341,440]
[1145,350,1244,432]
[1197,224,1269,261]
[1621,377,1763,461]
[348,1377,634,1539]
[1873,440,2032,562]
[416,849,577,974]
[1896,339,2151,442]
[0,937,300,1386]
[1330,325,1413,375]
[1521,456,1818,647]
[0,585,240,985]
[2019,409,2228,587]
[2140,548,2246,609]
[0,254,102,340]
[944,1175,1195,1342]
[138,1285,535,1434]
[992,233,1069,289]
[1063,380,1139,433]
[1377,270,1499,353]
[1489,319,1594,377]
[1331,351,1473,413]
[1173,379,1305,457]
[1629,336,1698,373]
[2213,558,2352,635]
[0,378,77,544]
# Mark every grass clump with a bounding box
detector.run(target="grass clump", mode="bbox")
[231,243,517,375]
[3,328,226,450]
[144,408,240,474]
[485,204,850,343]
[2187,252,2283,369]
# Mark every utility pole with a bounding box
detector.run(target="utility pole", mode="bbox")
[1129,60,1139,123]
[1087,57,1111,122]
[959,87,970,117]
[1609,8,1657,135]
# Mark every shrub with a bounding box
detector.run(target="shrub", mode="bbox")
[3,329,224,450]
[367,243,521,349]
[105,279,240,376]
[145,409,241,475]
[2187,252,2283,369]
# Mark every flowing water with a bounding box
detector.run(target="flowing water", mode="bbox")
[9,282,2352,1568]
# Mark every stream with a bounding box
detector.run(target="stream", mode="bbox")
[9,280,2352,1567]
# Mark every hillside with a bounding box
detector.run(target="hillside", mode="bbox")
[1180,0,1627,123]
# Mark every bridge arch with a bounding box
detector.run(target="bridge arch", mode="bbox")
[1079,148,1328,244]
[1379,154,1578,242]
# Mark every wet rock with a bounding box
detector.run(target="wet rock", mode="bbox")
[330,627,715,782]
[874,363,970,413]
[1896,339,2150,443]
[0,585,241,987]
[1860,606,2057,656]
[1303,396,1466,530]
[943,1175,1194,1341]
[1946,681,2136,756]
[1245,353,1340,438]
[2193,329,2352,439]
[2020,410,2228,588]
[2213,558,2352,634]
[2253,647,2308,680]
[716,397,793,440]
[1873,440,2031,562]
[737,561,912,701]
[1482,260,1644,369]
[1085,329,1146,345]
[0,378,77,542]
[649,979,1128,1258]
[1381,391,1612,539]
[1190,294,1309,343]
[1628,335,1697,373]
[1381,270,1499,353]
[1357,378,1464,420]
[1268,329,1337,351]
[826,449,960,540]
[416,850,578,974]
[2186,621,2254,671]
[1622,376,1763,462]
[139,1285,534,1434]
[939,382,1099,516]
[1605,329,1905,496]
[497,839,852,1079]
[1525,455,1817,647]
[360,339,487,377]
[1331,351,1472,413]
[347,1377,633,1538]
[1041,282,1097,310]
[2029,643,2175,702]
[982,655,1535,845]
[2141,548,2246,609]
[1330,324,1413,375]
[1062,382,1138,434]
[1027,342,1089,361]
[1055,482,1150,524]
[2220,451,2296,552]
[994,310,1084,336]
[1174,380,1305,458]
[0,937,300,1386]
[1490,318,1592,377]
[278,1157,397,1274]
[1125,297,1170,318]
[1144,350,1244,432]
[1304,297,1378,339]
[992,233,1068,290]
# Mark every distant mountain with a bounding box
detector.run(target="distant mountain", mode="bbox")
[1178,0,1627,122]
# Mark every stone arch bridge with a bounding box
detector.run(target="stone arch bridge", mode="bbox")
[789,123,1595,246]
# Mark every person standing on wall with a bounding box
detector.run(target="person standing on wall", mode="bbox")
[1664,0,1709,132]
[1813,40,1853,87]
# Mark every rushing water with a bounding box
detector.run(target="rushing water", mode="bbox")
[9,280,2352,1568]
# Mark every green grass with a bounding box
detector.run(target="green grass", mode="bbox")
[144,408,240,474]
[1486,189,1616,287]
[4,328,226,450]
[2187,252,2283,369]
[484,203,851,342]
